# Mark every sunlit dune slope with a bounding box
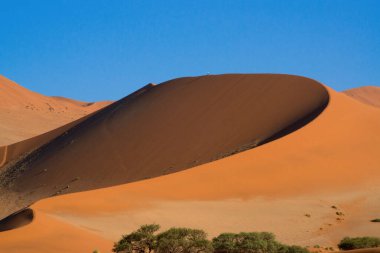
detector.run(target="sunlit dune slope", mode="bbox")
[0,74,329,220]
[0,75,111,145]
[343,86,380,108]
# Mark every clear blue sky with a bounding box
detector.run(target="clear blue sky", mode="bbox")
[1,0,379,101]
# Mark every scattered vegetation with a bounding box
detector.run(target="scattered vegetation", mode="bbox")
[370,218,380,222]
[113,224,310,253]
[338,236,380,250]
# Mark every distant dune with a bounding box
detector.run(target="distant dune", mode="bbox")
[343,86,380,108]
[1,74,379,253]
[0,75,112,145]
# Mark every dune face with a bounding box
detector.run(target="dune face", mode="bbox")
[0,74,329,221]
[0,75,111,145]
[343,86,380,108]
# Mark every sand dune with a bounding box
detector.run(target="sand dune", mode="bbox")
[24,84,378,249]
[343,86,380,108]
[1,74,379,253]
[0,74,328,221]
[0,75,111,145]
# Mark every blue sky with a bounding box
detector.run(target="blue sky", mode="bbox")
[1,0,379,101]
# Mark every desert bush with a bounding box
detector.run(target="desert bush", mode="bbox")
[278,245,309,253]
[113,224,160,253]
[338,236,380,250]
[370,218,380,222]
[212,233,236,253]
[212,232,309,253]
[156,227,213,253]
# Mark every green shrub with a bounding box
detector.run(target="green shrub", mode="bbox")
[279,245,310,253]
[212,233,236,253]
[112,224,160,253]
[212,232,309,253]
[156,227,213,253]
[338,236,380,250]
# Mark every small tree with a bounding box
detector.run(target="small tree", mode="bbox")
[338,236,380,250]
[156,227,213,253]
[213,232,309,253]
[212,233,236,253]
[234,232,279,253]
[113,224,160,253]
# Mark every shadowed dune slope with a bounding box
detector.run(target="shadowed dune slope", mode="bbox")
[0,208,33,232]
[0,75,112,145]
[0,74,329,220]
[344,86,380,108]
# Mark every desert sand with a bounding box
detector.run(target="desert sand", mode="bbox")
[0,74,379,253]
[344,86,380,108]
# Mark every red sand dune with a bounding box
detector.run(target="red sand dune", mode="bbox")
[343,86,380,108]
[0,75,112,145]
[1,74,380,253]
[0,74,328,220]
